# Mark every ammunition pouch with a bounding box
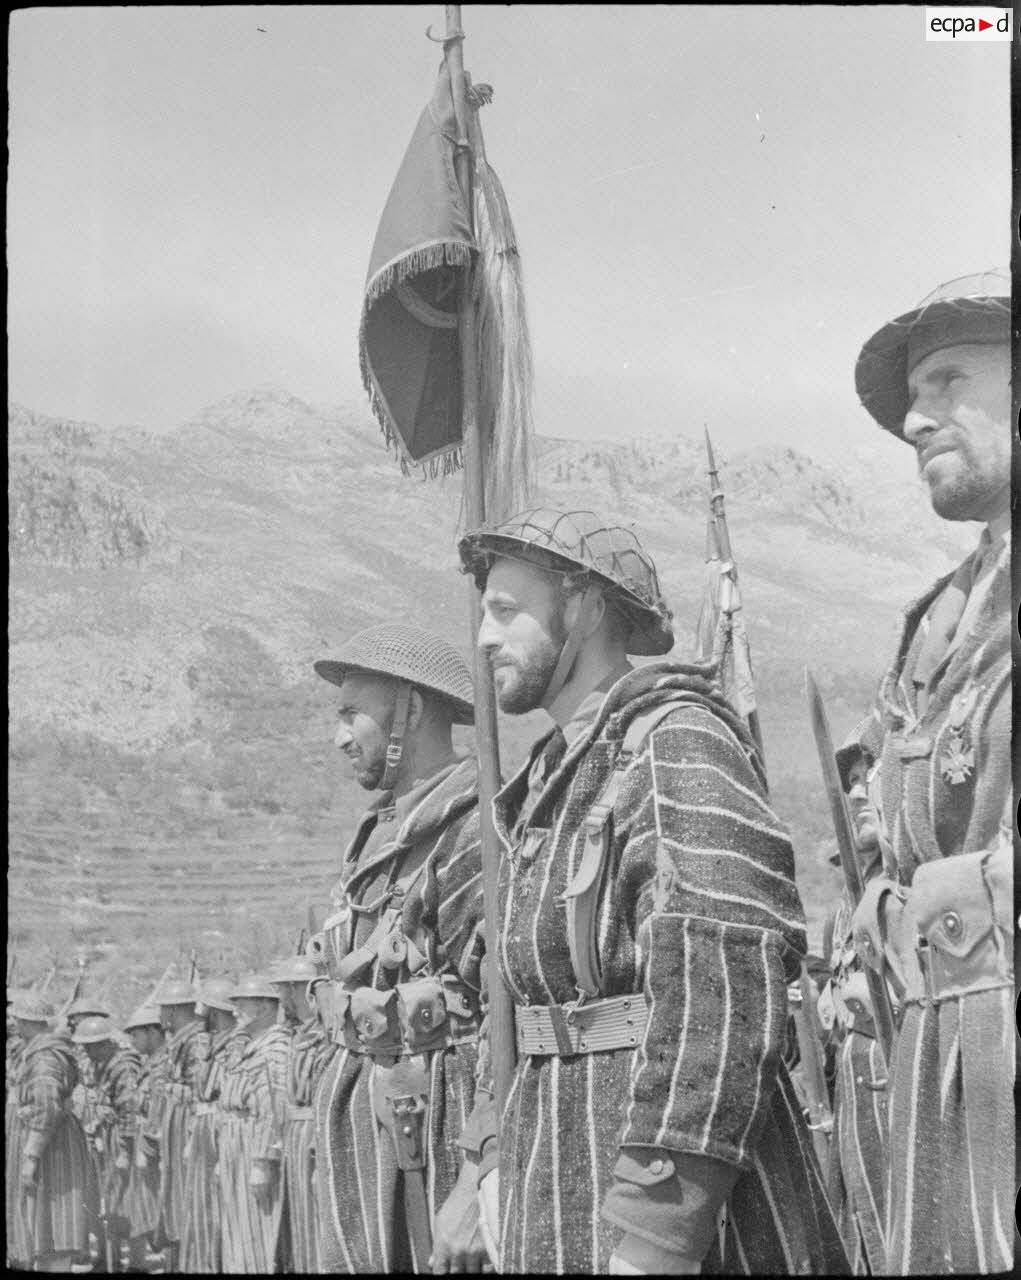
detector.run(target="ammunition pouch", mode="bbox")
[327,973,480,1058]
[835,969,876,1038]
[900,847,1012,1006]
[855,848,1012,1008]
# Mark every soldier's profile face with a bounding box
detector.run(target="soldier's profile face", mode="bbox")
[332,671,396,790]
[479,557,567,714]
[845,757,879,851]
[903,343,1010,523]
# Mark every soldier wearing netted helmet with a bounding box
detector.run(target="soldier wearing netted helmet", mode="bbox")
[847,270,1011,1275]
[448,508,848,1275]
[311,622,488,1272]
[120,1004,165,1272]
[180,977,248,1273]
[8,992,99,1271]
[151,977,208,1271]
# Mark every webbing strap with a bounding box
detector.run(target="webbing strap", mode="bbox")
[379,682,413,793]
[542,583,602,707]
[565,697,697,1000]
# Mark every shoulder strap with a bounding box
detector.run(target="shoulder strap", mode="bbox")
[565,697,698,1000]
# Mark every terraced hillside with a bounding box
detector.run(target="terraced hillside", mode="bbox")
[7,390,972,1014]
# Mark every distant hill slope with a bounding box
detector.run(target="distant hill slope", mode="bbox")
[7,390,973,1012]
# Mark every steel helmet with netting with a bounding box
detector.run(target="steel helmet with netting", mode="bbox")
[72,1015,117,1045]
[155,979,198,1008]
[855,268,1010,439]
[230,973,280,1002]
[458,508,674,656]
[314,623,475,724]
[123,1004,162,1032]
[67,995,112,1021]
[196,977,238,1015]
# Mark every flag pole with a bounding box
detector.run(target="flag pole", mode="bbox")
[442,2,516,1134]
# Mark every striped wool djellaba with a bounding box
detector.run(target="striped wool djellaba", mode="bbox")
[277,1014,337,1273]
[125,1043,167,1243]
[180,1023,251,1272]
[9,1029,99,1267]
[5,1029,25,1250]
[156,1019,208,1249]
[853,548,1012,1275]
[315,756,484,1274]
[829,1031,888,1274]
[218,1020,292,1273]
[86,1044,143,1221]
[483,662,850,1275]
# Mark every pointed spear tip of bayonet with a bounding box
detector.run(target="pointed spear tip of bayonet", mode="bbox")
[703,425,717,471]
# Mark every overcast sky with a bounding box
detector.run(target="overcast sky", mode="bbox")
[7,5,1010,456]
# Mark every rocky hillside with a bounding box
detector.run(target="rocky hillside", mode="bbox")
[7,389,972,1013]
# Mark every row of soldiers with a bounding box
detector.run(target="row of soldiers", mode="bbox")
[6,267,1014,1275]
[5,957,336,1273]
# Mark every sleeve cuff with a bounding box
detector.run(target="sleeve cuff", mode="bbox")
[456,1089,496,1158]
[600,1146,739,1263]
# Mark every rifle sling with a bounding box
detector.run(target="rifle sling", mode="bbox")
[565,698,697,1001]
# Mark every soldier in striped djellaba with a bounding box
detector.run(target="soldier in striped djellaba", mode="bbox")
[818,733,892,1275]
[8,991,99,1271]
[65,994,113,1131]
[153,977,208,1271]
[121,1004,166,1273]
[217,973,291,1273]
[269,954,337,1274]
[850,270,1012,1275]
[71,1014,143,1272]
[180,976,249,1273]
[311,624,487,1273]
[454,509,849,1275]
[6,989,27,1261]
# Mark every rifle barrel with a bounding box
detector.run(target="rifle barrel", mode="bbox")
[805,668,897,1071]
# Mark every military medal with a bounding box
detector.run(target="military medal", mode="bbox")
[940,688,979,785]
[940,733,974,785]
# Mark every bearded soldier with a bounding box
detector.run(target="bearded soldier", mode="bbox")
[850,270,1012,1275]
[9,992,98,1272]
[452,509,849,1275]
[180,977,249,1273]
[311,623,487,1273]
[121,1005,166,1273]
[71,1015,142,1272]
[153,977,208,1271]
[217,973,291,1273]
[269,954,337,1274]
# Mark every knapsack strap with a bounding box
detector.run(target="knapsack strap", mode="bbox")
[565,697,698,1001]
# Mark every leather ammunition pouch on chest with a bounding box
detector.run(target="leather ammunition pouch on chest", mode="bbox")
[857,847,1012,1007]
[563,697,697,1002]
[515,992,650,1056]
[327,973,479,1058]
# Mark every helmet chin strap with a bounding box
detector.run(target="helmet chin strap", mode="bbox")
[541,582,602,708]
[379,681,413,793]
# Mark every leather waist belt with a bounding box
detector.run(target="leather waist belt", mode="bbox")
[287,1105,314,1121]
[192,1102,218,1117]
[515,993,648,1056]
